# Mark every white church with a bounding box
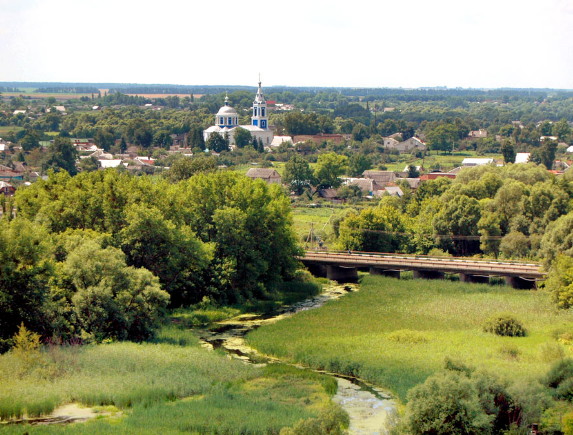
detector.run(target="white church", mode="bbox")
[203,80,274,148]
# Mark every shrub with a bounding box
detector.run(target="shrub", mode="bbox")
[405,371,493,434]
[483,314,526,337]
[544,359,573,401]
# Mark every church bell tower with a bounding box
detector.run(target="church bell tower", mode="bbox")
[251,77,268,129]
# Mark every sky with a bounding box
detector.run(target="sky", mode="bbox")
[1,0,572,89]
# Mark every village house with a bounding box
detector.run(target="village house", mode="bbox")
[342,178,375,195]
[0,181,16,196]
[270,136,293,148]
[420,172,457,181]
[383,136,427,153]
[0,164,24,181]
[245,168,282,184]
[515,153,531,164]
[362,170,398,189]
[468,129,488,138]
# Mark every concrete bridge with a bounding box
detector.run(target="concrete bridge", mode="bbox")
[299,251,546,289]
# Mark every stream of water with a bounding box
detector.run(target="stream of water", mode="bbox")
[198,284,398,435]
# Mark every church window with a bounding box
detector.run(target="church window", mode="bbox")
[262,108,265,116]
[228,117,232,125]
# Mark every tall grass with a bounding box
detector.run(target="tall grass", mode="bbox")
[0,361,338,434]
[247,275,573,401]
[0,340,258,420]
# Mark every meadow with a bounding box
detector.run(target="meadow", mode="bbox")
[0,324,340,434]
[246,275,573,401]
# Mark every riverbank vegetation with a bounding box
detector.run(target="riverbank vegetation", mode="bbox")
[0,319,346,434]
[246,275,573,428]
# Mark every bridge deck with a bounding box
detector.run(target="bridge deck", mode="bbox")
[299,251,545,279]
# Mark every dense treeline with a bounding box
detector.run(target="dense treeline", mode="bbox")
[336,163,573,261]
[0,170,300,351]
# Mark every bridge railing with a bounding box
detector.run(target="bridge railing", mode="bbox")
[303,249,542,268]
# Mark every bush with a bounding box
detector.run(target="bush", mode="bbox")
[483,314,526,337]
[545,359,573,401]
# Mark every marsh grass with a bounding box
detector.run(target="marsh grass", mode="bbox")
[0,340,258,421]
[0,362,336,435]
[247,275,573,401]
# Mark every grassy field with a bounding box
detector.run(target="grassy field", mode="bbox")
[291,206,337,243]
[0,126,24,136]
[0,324,339,433]
[1,92,93,100]
[247,275,573,402]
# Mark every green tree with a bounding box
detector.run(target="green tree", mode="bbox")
[78,156,99,172]
[153,130,172,149]
[164,155,218,182]
[541,213,573,267]
[545,255,573,309]
[405,368,519,434]
[338,204,409,252]
[531,140,557,169]
[500,140,516,164]
[188,125,206,150]
[406,371,492,434]
[348,154,372,177]
[125,118,153,148]
[234,127,252,148]
[433,194,481,255]
[499,231,530,259]
[283,155,315,195]
[206,132,229,153]
[0,219,54,352]
[314,153,348,189]
[43,136,78,175]
[426,123,459,154]
[94,127,116,152]
[64,239,169,341]
[20,130,40,152]
[553,119,572,142]
[118,204,211,306]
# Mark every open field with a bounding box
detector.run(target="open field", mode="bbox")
[291,205,337,243]
[0,126,24,136]
[125,93,197,98]
[1,92,93,100]
[247,275,573,401]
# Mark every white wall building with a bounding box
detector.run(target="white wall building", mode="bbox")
[203,80,274,148]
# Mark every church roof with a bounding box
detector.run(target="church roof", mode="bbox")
[216,105,238,116]
[254,79,265,104]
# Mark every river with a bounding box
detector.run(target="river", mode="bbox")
[198,283,398,435]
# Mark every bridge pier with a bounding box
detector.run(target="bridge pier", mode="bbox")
[326,265,358,283]
[460,273,490,284]
[504,276,537,290]
[306,263,328,278]
[370,267,401,279]
[413,270,444,280]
